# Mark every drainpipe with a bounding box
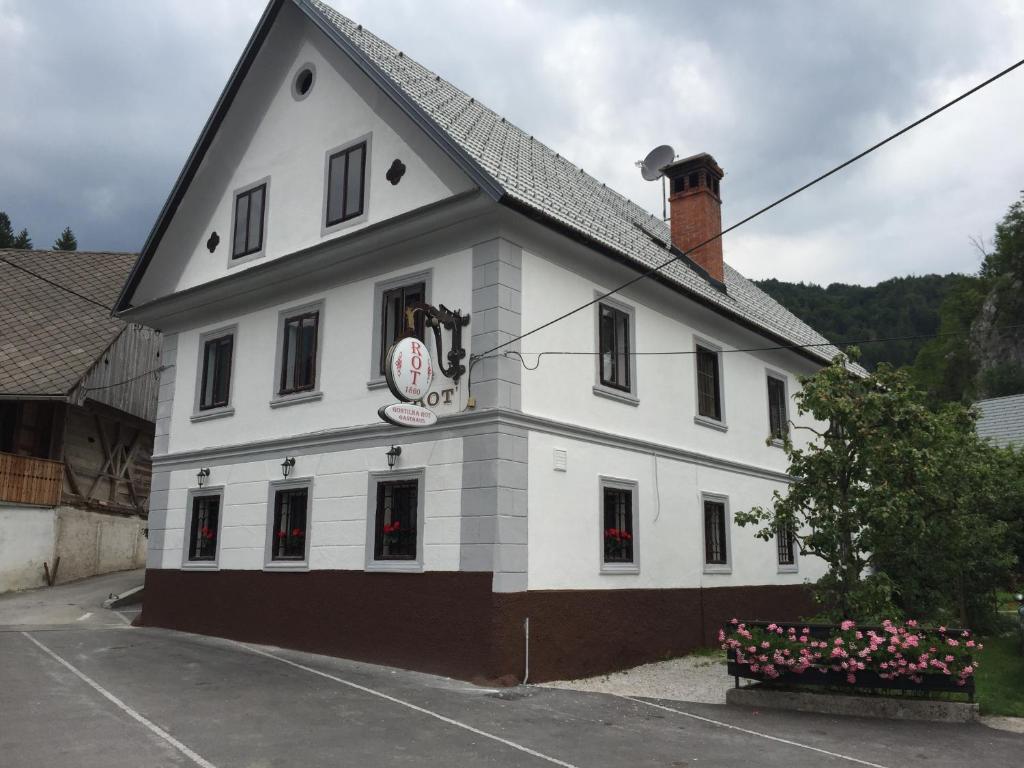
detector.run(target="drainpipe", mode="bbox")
[523,617,530,685]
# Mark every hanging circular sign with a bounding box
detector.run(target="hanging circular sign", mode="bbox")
[385,336,434,402]
[379,403,438,428]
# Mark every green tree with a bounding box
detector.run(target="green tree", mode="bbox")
[0,212,13,247]
[980,191,1024,279]
[13,229,32,249]
[52,226,77,251]
[736,351,1017,625]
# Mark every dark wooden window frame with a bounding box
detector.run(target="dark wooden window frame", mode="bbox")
[696,344,723,422]
[602,485,634,565]
[199,334,234,411]
[269,485,310,563]
[232,182,266,259]
[278,311,320,396]
[767,374,788,441]
[187,492,221,563]
[703,496,730,569]
[372,478,419,562]
[777,523,797,568]
[378,282,426,376]
[326,140,367,227]
[598,302,631,392]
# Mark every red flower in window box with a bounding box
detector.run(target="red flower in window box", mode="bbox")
[276,530,287,539]
[291,527,304,538]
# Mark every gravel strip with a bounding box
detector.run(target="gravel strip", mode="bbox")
[540,654,733,705]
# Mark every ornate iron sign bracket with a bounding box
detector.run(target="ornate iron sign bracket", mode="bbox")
[404,302,471,384]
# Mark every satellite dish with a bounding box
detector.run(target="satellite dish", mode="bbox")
[639,144,675,181]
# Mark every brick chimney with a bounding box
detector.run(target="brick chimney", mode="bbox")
[663,153,725,284]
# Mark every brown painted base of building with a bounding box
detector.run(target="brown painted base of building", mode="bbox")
[140,569,814,684]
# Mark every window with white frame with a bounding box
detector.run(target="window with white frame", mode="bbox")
[198,332,234,411]
[767,374,788,441]
[600,478,639,573]
[266,482,311,566]
[326,140,367,227]
[366,470,425,570]
[703,495,730,571]
[232,182,266,260]
[183,488,223,567]
[777,523,797,570]
[695,344,723,422]
[379,282,426,375]
[593,296,638,403]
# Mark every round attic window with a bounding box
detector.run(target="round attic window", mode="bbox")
[292,65,315,100]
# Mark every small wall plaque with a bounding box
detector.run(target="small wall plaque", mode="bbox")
[386,159,407,185]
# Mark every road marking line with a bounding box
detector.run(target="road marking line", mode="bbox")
[21,632,218,768]
[113,611,132,626]
[621,696,889,768]
[240,643,579,768]
[76,612,93,621]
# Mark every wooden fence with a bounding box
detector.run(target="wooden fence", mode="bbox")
[0,452,63,506]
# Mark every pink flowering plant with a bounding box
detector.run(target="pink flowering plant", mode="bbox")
[719,618,981,688]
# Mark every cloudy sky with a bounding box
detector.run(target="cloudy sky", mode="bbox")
[1,0,1022,285]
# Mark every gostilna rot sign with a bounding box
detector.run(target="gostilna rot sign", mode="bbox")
[385,336,434,402]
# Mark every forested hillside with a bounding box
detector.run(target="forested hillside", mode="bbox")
[757,191,1024,403]
[754,274,964,371]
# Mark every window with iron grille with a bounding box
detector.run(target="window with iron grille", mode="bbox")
[270,487,308,561]
[598,303,631,392]
[777,524,796,567]
[187,494,220,562]
[199,334,233,410]
[374,479,418,561]
[279,311,319,395]
[704,498,728,566]
[767,375,788,440]
[696,345,722,421]
[232,183,266,259]
[379,282,426,375]
[326,141,366,227]
[602,484,635,564]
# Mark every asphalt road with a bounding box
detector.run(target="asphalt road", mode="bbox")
[1,576,1021,767]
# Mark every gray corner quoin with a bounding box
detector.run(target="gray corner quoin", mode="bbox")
[463,238,526,592]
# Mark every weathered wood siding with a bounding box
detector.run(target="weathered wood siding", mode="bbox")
[75,324,162,423]
[0,452,63,506]
[62,402,153,516]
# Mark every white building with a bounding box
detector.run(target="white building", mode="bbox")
[115,0,844,682]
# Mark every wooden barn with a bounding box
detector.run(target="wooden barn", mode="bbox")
[0,249,161,592]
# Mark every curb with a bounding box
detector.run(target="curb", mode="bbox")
[103,585,144,609]
[726,684,979,723]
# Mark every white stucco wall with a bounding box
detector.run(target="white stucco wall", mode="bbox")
[148,438,463,572]
[0,504,147,593]
[0,505,55,592]
[133,3,473,305]
[518,245,824,470]
[526,431,826,591]
[166,247,472,454]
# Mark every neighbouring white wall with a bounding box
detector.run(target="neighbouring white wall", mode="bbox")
[166,247,472,454]
[133,3,473,305]
[0,505,55,592]
[526,431,826,591]
[0,504,146,593]
[518,245,825,471]
[148,438,463,571]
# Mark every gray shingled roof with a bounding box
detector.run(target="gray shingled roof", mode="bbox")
[0,250,136,396]
[309,0,850,367]
[975,394,1024,448]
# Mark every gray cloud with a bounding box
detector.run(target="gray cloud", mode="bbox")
[1,0,1021,285]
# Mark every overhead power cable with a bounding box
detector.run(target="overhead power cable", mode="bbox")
[499,323,1024,370]
[475,55,1024,359]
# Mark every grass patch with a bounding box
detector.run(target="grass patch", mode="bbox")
[976,633,1024,717]
[684,646,724,659]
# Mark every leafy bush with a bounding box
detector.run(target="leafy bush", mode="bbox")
[720,619,981,687]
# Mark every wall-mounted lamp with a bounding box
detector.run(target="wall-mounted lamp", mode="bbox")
[386,445,402,470]
[281,457,296,478]
[196,467,210,487]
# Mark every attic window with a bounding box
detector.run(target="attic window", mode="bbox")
[292,65,315,100]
